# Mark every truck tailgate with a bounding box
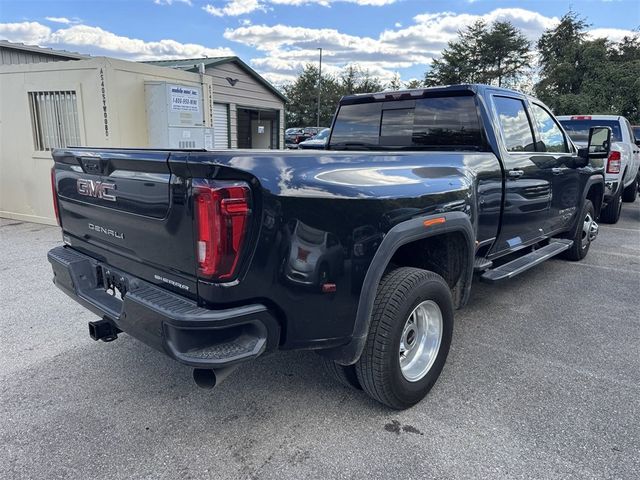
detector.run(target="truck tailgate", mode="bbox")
[52,149,198,298]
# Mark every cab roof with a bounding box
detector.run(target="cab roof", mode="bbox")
[339,84,528,105]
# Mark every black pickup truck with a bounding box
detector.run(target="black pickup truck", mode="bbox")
[48,84,611,409]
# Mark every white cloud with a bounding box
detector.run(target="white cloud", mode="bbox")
[0,21,233,60]
[154,0,193,6]
[203,0,266,17]
[223,7,635,85]
[587,27,638,43]
[44,17,81,25]
[0,21,51,44]
[203,0,397,17]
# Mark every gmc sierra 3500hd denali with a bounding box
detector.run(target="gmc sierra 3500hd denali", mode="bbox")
[48,84,611,409]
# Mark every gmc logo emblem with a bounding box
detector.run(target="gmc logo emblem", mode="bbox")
[77,179,117,202]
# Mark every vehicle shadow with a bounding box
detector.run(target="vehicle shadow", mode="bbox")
[4,333,390,419]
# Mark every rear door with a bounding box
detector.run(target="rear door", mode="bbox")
[489,95,554,256]
[53,148,198,298]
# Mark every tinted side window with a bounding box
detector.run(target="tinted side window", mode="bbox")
[493,97,535,152]
[330,103,382,146]
[531,104,568,153]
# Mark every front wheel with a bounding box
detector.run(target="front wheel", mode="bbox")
[564,199,597,261]
[355,267,453,409]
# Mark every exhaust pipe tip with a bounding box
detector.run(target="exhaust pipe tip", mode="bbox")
[193,368,217,389]
[192,365,240,389]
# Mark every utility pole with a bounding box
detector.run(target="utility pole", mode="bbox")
[317,47,322,128]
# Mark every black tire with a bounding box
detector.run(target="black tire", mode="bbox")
[321,357,362,390]
[355,267,453,410]
[622,176,638,202]
[564,199,595,261]
[600,187,622,224]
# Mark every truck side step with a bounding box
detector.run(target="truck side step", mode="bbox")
[474,257,493,272]
[480,239,573,283]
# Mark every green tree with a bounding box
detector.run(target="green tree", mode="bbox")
[483,21,531,87]
[282,64,341,127]
[535,12,640,122]
[387,72,403,90]
[339,65,384,95]
[425,20,531,88]
[283,63,387,127]
[535,11,590,100]
[405,79,424,89]
[425,20,489,86]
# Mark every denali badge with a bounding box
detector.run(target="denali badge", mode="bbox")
[77,178,117,202]
[89,223,124,240]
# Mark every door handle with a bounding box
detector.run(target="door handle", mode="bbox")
[508,169,524,179]
[552,167,564,175]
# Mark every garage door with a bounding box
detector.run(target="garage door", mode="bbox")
[213,103,229,149]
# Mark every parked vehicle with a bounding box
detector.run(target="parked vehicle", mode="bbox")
[49,85,608,409]
[558,115,640,222]
[285,126,329,149]
[298,128,330,149]
[285,127,304,149]
[632,125,640,143]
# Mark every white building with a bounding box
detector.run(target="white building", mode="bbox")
[0,41,286,225]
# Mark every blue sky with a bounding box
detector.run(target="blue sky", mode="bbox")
[1,0,638,85]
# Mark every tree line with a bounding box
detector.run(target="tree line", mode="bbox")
[282,11,640,127]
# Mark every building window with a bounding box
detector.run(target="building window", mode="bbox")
[28,91,81,151]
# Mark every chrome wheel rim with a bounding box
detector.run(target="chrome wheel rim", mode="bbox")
[399,300,443,382]
[581,212,597,249]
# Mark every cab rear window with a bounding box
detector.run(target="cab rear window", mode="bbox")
[329,95,486,150]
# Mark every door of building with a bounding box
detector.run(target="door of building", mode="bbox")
[250,120,272,149]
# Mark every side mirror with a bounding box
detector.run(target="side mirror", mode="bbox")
[577,126,612,165]
[587,126,612,158]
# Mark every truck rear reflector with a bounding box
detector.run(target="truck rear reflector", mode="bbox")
[194,180,251,281]
[607,151,621,174]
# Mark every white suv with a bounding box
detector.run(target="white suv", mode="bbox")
[559,115,640,223]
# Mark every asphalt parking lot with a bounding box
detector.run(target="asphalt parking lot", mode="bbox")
[1,200,639,480]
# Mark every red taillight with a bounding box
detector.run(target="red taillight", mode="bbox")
[571,115,592,120]
[194,180,251,281]
[607,151,621,174]
[50,167,61,227]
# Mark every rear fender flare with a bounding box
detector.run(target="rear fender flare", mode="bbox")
[579,174,605,224]
[325,211,475,365]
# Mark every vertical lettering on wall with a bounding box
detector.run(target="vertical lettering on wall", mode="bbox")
[99,68,109,138]
[208,84,214,128]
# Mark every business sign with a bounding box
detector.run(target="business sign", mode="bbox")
[170,85,200,112]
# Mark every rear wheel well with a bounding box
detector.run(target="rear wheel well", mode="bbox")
[388,232,470,309]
